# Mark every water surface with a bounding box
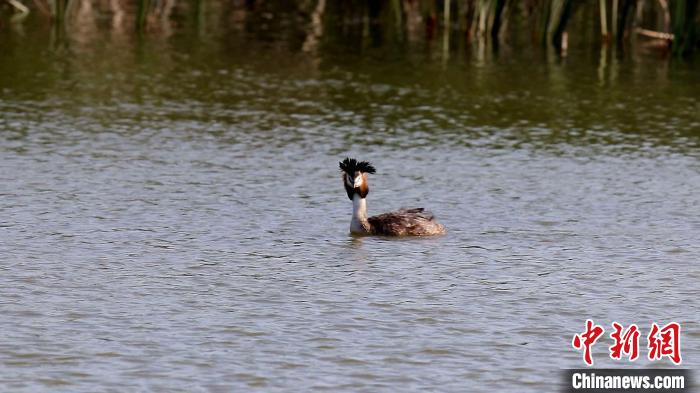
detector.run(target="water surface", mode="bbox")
[1,7,699,392]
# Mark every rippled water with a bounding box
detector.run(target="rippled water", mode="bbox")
[1,9,699,392]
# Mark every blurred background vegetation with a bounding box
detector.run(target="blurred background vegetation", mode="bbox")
[1,0,698,58]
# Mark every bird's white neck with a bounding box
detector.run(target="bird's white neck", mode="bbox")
[350,194,370,234]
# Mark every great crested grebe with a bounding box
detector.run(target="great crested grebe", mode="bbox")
[339,157,446,236]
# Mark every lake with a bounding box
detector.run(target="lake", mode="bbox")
[1,4,699,392]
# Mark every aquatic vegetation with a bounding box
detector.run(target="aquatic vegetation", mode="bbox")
[1,0,698,55]
[671,0,699,55]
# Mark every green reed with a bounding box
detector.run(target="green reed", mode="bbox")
[2,0,698,55]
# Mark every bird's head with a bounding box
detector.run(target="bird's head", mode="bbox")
[339,157,376,200]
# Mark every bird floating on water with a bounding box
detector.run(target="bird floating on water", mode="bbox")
[339,157,446,236]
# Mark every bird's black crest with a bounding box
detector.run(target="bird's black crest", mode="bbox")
[339,157,376,175]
